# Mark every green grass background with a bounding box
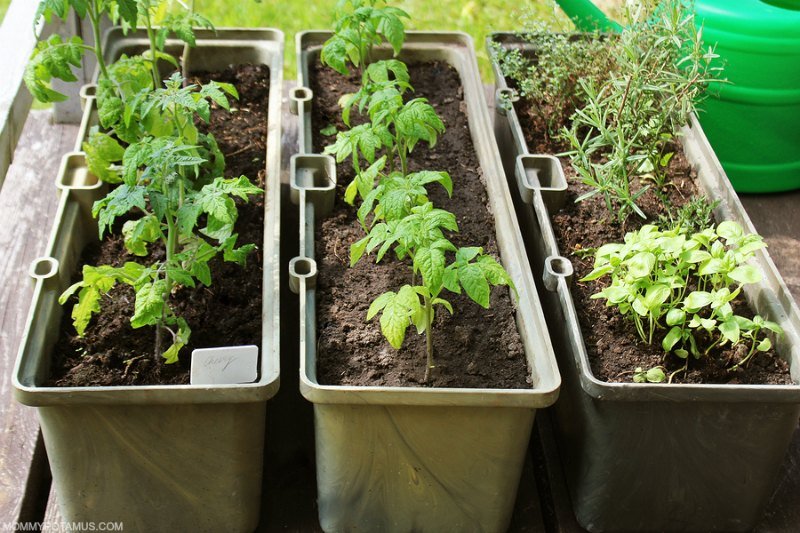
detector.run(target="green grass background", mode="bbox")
[0,0,559,80]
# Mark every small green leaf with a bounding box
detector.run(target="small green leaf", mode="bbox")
[727,264,761,285]
[350,236,369,267]
[683,291,713,313]
[662,326,683,351]
[718,318,740,344]
[580,264,613,282]
[666,308,685,326]
[458,263,491,308]
[626,252,656,279]
[717,221,744,242]
[321,124,337,136]
[645,367,666,383]
[131,279,168,329]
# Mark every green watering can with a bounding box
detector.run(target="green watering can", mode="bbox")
[556,0,800,193]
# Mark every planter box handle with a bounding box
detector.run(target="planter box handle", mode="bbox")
[514,154,567,212]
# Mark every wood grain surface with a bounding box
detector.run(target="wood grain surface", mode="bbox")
[0,111,77,527]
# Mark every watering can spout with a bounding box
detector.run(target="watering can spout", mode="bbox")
[556,0,622,31]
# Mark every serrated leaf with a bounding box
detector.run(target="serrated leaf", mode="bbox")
[458,263,490,308]
[117,0,138,27]
[83,130,124,184]
[410,170,453,197]
[349,235,369,267]
[415,246,445,295]
[131,280,168,328]
[377,292,412,349]
[442,266,460,294]
[477,255,514,290]
[24,34,85,103]
[367,291,394,320]
[192,261,212,286]
[93,184,147,238]
[321,36,349,75]
[380,12,406,55]
[167,266,196,288]
[122,215,161,256]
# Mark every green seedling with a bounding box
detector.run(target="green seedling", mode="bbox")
[30,1,263,366]
[85,72,235,184]
[582,222,782,379]
[489,24,614,144]
[61,137,261,363]
[325,87,443,178]
[321,0,409,75]
[322,5,516,382]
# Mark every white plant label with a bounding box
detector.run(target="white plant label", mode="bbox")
[190,345,258,385]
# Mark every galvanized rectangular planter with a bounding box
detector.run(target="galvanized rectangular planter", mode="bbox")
[489,33,800,533]
[13,29,284,532]
[289,31,561,532]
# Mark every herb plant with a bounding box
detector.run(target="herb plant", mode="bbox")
[582,222,782,381]
[489,24,615,143]
[563,2,721,222]
[492,1,722,224]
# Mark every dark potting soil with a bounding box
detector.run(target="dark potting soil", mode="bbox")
[514,100,793,385]
[48,64,269,386]
[309,60,530,389]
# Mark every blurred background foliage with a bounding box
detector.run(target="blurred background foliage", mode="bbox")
[0,0,566,80]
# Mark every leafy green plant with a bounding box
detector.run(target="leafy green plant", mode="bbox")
[325,66,444,177]
[321,5,516,383]
[61,136,261,362]
[657,195,720,235]
[320,0,409,75]
[27,0,205,103]
[582,222,782,381]
[28,0,264,365]
[359,205,514,382]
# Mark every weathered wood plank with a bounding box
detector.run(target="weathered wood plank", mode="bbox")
[740,192,800,301]
[0,0,40,189]
[0,111,78,526]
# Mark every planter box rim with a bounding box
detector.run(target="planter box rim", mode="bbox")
[294,31,561,409]
[13,29,284,407]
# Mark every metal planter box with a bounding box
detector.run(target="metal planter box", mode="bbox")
[290,31,561,532]
[489,33,800,532]
[13,29,284,532]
